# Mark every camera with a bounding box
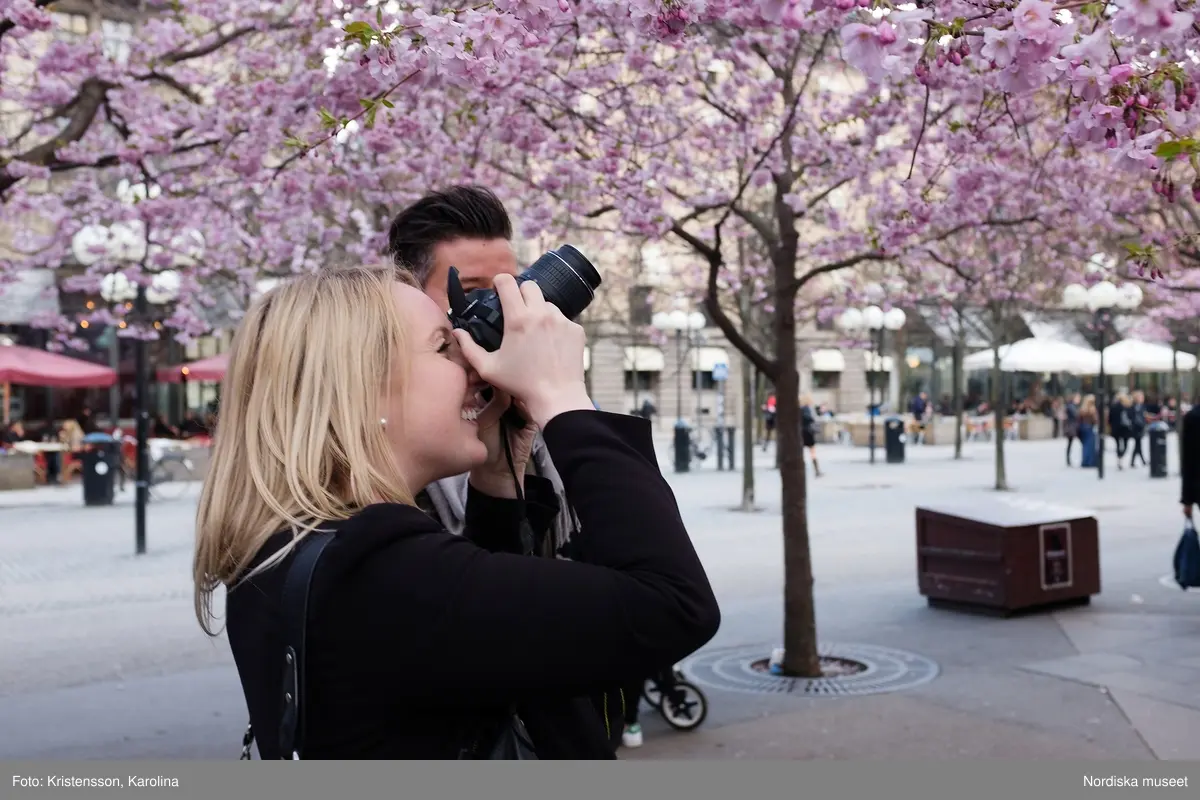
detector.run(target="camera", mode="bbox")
[446,244,601,352]
[446,244,601,428]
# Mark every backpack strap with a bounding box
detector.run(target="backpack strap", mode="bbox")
[277,531,335,759]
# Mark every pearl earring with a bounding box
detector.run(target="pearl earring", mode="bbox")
[380,417,387,427]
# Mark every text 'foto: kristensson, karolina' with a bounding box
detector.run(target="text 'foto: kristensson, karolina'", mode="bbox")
[13,775,180,788]
[1085,775,1189,788]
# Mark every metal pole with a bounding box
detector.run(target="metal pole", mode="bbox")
[868,326,878,464]
[134,283,149,555]
[675,330,683,421]
[109,331,120,424]
[1097,311,1106,481]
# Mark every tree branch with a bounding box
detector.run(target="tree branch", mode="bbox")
[135,70,203,105]
[712,32,831,233]
[0,78,113,196]
[907,84,931,181]
[784,251,890,294]
[673,220,779,379]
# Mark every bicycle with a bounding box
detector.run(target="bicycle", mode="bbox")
[148,448,197,501]
[641,665,708,732]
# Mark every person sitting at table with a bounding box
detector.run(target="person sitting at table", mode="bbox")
[179,410,207,438]
[2,421,25,448]
[152,413,180,439]
[59,419,84,451]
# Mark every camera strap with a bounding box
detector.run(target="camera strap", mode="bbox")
[499,418,535,557]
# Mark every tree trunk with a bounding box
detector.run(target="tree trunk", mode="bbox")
[953,321,964,460]
[741,354,756,511]
[775,266,820,678]
[992,341,1007,490]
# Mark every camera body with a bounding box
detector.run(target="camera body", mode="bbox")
[446,244,601,427]
[446,244,601,353]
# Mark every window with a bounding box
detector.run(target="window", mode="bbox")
[812,371,840,389]
[624,371,657,392]
[691,371,717,390]
[52,12,89,35]
[628,285,653,327]
[101,20,134,64]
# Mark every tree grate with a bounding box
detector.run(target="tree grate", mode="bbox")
[682,642,940,698]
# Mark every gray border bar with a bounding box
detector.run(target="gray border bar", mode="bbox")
[3,760,1196,800]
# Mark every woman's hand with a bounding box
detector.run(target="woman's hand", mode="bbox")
[452,274,595,429]
[468,389,537,499]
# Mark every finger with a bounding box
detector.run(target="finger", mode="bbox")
[451,329,491,374]
[519,278,547,308]
[492,274,527,320]
[475,389,511,432]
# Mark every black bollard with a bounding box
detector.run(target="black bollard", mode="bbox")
[673,421,691,473]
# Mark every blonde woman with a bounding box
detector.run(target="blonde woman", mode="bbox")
[59,418,83,451]
[193,265,718,760]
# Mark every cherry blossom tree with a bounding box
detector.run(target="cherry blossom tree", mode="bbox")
[829,0,1200,273]
[421,1,1112,675]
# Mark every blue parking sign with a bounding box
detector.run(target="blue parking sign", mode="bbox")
[711,362,728,381]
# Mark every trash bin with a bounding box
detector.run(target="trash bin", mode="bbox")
[673,419,692,473]
[81,434,117,506]
[885,416,906,464]
[1148,421,1169,479]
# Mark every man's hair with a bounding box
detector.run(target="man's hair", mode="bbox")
[385,185,513,287]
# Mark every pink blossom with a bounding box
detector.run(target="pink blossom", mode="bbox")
[1059,25,1111,66]
[839,22,894,81]
[1111,0,1191,40]
[1110,130,1167,172]
[1068,64,1112,102]
[1011,0,1059,44]
[1109,63,1135,84]
[980,28,1019,68]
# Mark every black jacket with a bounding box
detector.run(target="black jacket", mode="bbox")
[1181,406,1200,505]
[225,410,720,759]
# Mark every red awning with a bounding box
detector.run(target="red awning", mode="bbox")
[0,343,118,388]
[157,352,228,383]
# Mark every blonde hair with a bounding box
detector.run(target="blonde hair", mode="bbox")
[193,263,418,635]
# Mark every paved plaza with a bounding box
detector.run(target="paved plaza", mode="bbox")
[1,433,1198,760]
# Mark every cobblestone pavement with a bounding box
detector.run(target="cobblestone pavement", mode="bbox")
[1,434,1197,758]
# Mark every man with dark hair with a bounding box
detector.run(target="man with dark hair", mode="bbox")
[386,185,580,560]
[387,185,518,316]
[387,185,642,754]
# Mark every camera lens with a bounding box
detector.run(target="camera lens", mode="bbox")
[517,244,601,321]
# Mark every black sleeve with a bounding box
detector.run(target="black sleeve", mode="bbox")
[462,476,560,554]
[1182,413,1199,504]
[340,410,719,706]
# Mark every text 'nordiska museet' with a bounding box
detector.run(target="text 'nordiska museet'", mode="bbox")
[1084,775,1189,788]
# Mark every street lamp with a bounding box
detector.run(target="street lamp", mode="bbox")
[1062,276,1143,480]
[98,271,138,423]
[838,303,906,464]
[71,220,185,555]
[652,306,706,473]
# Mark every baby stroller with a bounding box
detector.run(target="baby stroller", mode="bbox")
[641,665,708,731]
